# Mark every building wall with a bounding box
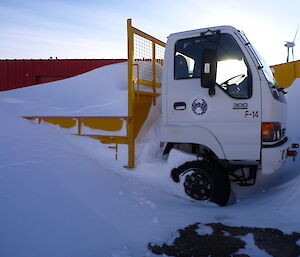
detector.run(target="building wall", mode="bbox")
[0,59,126,91]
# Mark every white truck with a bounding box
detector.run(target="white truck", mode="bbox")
[160,26,298,206]
[21,21,299,206]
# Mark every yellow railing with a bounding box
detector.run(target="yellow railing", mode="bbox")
[23,116,129,162]
[23,19,165,169]
[126,18,165,168]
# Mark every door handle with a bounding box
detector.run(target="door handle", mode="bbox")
[173,102,186,110]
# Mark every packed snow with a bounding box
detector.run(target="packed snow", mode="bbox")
[196,224,214,236]
[235,233,272,257]
[0,64,300,257]
[0,62,128,116]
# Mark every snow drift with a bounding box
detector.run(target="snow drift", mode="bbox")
[0,62,128,116]
[0,64,300,257]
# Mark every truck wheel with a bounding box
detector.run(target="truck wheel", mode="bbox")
[171,161,230,206]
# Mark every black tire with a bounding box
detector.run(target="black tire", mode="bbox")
[171,160,231,206]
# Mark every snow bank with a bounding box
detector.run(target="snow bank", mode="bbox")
[0,62,128,116]
[0,61,163,118]
[0,64,300,257]
[0,100,219,257]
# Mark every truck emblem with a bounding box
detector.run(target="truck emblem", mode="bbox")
[191,98,208,115]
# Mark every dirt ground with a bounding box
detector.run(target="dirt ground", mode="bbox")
[148,223,300,257]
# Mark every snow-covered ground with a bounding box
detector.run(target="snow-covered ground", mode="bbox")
[0,64,299,257]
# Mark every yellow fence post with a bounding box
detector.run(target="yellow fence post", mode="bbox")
[78,117,82,135]
[125,18,166,169]
[152,41,156,105]
[127,18,135,168]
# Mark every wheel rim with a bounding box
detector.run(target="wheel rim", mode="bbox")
[183,168,214,200]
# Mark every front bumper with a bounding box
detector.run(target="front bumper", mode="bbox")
[261,137,297,175]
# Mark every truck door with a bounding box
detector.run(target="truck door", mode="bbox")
[165,29,261,160]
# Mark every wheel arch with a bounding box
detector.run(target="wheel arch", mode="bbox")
[163,142,225,160]
[161,125,226,159]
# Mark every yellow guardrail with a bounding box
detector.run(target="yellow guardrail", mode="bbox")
[126,18,165,168]
[24,116,128,161]
[23,19,165,169]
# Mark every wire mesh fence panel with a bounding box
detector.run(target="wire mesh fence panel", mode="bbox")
[134,34,153,83]
[155,44,165,84]
[133,33,165,92]
[126,19,166,168]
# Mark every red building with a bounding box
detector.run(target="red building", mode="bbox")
[0,59,126,91]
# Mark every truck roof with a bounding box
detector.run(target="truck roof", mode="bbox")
[168,25,239,39]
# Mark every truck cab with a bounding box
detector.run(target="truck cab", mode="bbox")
[161,26,297,205]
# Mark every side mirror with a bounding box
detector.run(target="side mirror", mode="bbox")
[201,49,217,96]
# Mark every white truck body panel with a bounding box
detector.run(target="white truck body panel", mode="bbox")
[261,142,289,175]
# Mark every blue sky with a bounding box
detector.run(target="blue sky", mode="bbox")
[1,0,299,65]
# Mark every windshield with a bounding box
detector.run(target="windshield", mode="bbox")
[239,31,287,103]
[238,31,276,83]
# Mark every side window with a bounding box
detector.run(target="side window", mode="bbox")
[216,59,249,99]
[216,34,251,99]
[174,36,212,79]
[174,54,195,79]
[174,33,252,99]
